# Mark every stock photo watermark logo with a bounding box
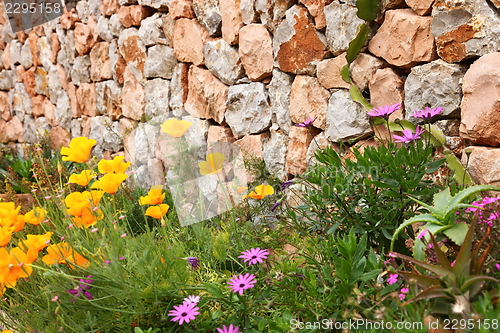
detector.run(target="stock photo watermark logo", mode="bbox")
[2,0,77,33]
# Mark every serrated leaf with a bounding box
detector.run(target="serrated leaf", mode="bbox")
[346,23,370,63]
[443,222,469,246]
[356,0,379,21]
[341,64,351,83]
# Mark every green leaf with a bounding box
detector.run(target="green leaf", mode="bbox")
[204,282,225,298]
[211,310,224,320]
[444,151,474,186]
[283,309,292,323]
[397,271,441,289]
[341,64,351,83]
[448,184,500,207]
[386,119,416,132]
[426,124,446,147]
[356,0,379,21]
[391,214,442,251]
[443,222,469,246]
[402,286,454,306]
[349,85,372,110]
[346,24,370,63]
[425,158,445,174]
[258,319,267,331]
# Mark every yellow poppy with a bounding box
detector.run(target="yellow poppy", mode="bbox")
[139,186,165,205]
[198,153,225,175]
[61,137,97,163]
[23,207,48,226]
[19,232,53,261]
[97,156,130,174]
[68,170,95,186]
[0,227,12,247]
[65,191,104,217]
[71,208,104,228]
[0,202,21,229]
[91,173,128,194]
[160,118,193,138]
[145,204,170,219]
[42,242,89,268]
[236,186,248,194]
[244,184,274,200]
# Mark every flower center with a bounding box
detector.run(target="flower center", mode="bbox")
[239,283,245,288]
[181,312,187,317]
[251,255,257,259]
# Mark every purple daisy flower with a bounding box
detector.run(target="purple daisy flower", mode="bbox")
[393,126,425,143]
[238,248,269,266]
[216,324,240,333]
[227,273,257,295]
[67,275,93,302]
[367,103,401,119]
[187,257,200,270]
[183,295,200,304]
[168,301,200,325]
[295,117,317,128]
[411,106,443,120]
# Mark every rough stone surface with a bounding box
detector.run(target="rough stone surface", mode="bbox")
[350,53,386,91]
[324,2,366,56]
[306,131,333,167]
[192,0,222,36]
[368,9,437,67]
[35,67,49,96]
[169,62,190,116]
[76,83,98,116]
[369,68,405,121]
[240,0,256,24]
[98,80,122,119]
[432,0,500,63]
[109,39,126,84]
[169,0,196,19]
[2,116,24,142]
[20,41,33,69]
[122,67,145,121]
[90,42,112,81]
[406,0,434,15]
[225,82,271,138]
[207,125,235,144]
[299,0,327,29]
[109,14,125,37]
[133,122,159,165]
[269,68,293,134]
[98,17,114,42]
[462,146,500,187]
[138,13,164,46]
[273,5,327,75]
[89,116,123,158]
[37,37,53,71]
[203,39,245,85]
[325,89,372,142]
[239,24,273,81]
[101,0,120,16]
[12,82,32,120]
[71,55,92,86]
[0,70,14,90]
[185,66,228,124]
[54,89,72,129]
[0,91,11,121]
[290,75,330,130]
[74,18,99,56]
[317,54,350,89]
[220,0,243,45]
[138,0,171,10]
[144,78,170,118]
[285,126,313,175]
[118,5,155,28]
[235,132,268,158]
[145,45,178,79]
[405,59,466,123]
[118,28,147,78]
[173,18,206,65]
[263,129,288,180]
[460,52,500,146]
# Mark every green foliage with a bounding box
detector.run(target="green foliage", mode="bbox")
[346,24,371,64]
[356,0,379,21]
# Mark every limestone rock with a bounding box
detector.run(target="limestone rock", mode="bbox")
[9,40,22,66]
[220,0,243,45]
[109,40,126,84]
[138,13,164,46]
[109,14,125,37]
[462,146,500,187]
[54,89,72,129]
[117,5,155,28]
[350,53,386,91]
[460,52,500,146]
[74,18,99,56]
[235,132,268,158]
[35,116,52,138]
[290,75,330,130]
[71,55,91,86]
[169,62,190,116]
[76,83,97,116]
[89,0,102,19]
[89,116,123,156]
[145,78,170,118]
[2,115,24,142]
[299,0,327,29]
[369,68,405,121]
[118,28,147,77]
[406,0,434,15]
[203,39,244,85]
[144,45,177,79]
[185,66,228,124]
[207,125,235,143]
[263,129,288,180]
[90,42,112,81]
[97,17,114,42]
[138,0,171,10]
[368,9,437,67]
[324,2,366,56]
[239,24,273,81]
[317,55,350,89]
[192,0,222,36]
[101,0,120,15]
[306,131,333,167]
[50,33,61,64]
[20,41,33,69]
[122,67,145,121]
[96,80,122,120]
[240,0,256,24]
[169,0,196,19]
[405,59,466,123]
[0,91,10,121]
[285,126,313,175]
[34,67,49,96]
[268,68,293,134]
[48,64,63,104]
[162,14,176,47]
[225,82,271,138]
[173,18,206,65]
[0,70,14,90]
[76,1,90,23]
[12,82,32,120]
[133,122,159,165]
[325,89,372,142]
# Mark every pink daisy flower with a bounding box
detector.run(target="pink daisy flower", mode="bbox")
[411,106,442,120]
[393,126,425,143]
[238,248,269,266]
[216,324,240,333]
[168,302,200,325]
[387,273,398,285]
[367,103,401,119]
[183,295,200,304]
[227,273,257,295]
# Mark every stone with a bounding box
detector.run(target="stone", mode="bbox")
[96,80,122,119]
[12,82,32,120]
[173,18,206,65]
[122,67,145,121]
[35,67,49,96]
[263,129,288,180]
[109,14,125,37]
[432,0,500,63]
[273,5,327,75]
[9,40,22,66]
[268,69,293,135]
[239,24,273,81]
[299,0,327,29]
[23,115,37,143]
[35,117,52,138]
[56,30,77,75]
[138,0,171,10]
[50,33,60,64]
[169,62,190,116]
[60,8,79,30]
[54,89,72,129]
[138,13,164,46]
[2,116,24,142]
[144,45,177,79]
[290,75,330,130]
[192,0,222,36]
[185,66,228,124]
[324,2,366,56]
[369,68,405,121]
[49,126,71,148]
[406,0,433,15]
[240,0,256,24]
[76,1,91,23]
[47,64,63,104]
[350,53,386,91]
[101,0,120,15]
[36,37,52,71]
[2,43,12,69]
[144,78,170,118]
[118,28,147,78]
[207,125,235,143]
[225,82,271,138]
[256,0,295,34]
[0,91,10,121]
[169,0,196,19]
[97,17,114,42]
[325,89,372,142]
[235,132,268,158]
[460,52,500,146]
[89,0,102,19]
[405,59,466,123]
[67,82,81,118]
[43,99,57,126]
[316,55,350,89]
[0,70,14,90]
[90,42,112,81]
[71,118,82,138]
[162,14,176,47]
[306,131,334,167]
[76,83,97,116]
[31,95,46,118]
[15,65,25,82]
[71,55,91,85]
[89,116,123,157]
[20,41,33,69]
[462,146,500,187]
[368,9,437,67]
[109,39,126,84]
[118,5,155,28]
[220,0,243,45]
[203,39,245,85]
[285,126,313,175]
[74,18,99,55]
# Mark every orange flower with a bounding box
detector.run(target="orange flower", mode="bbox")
[139,186,165,205]
[161,118,193,138]
[23,207,48,226]
[145,204,170,219]
[19,232,53,262]
[244,184,274,200]
[71,208,104,228]
[0,227,12,247]
[0,202,21,229]
[0,247,33,287]
[65,191,104,217]
[91,173,128,194]
[68,170,95,186]
[198,153,225,176]
[236,186,248,194]
[61,137,97,163]
[98,156,130,174]
[42,242,89,268]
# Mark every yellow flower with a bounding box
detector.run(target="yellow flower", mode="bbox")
[244,184,274,200]
[71,208,104,228]
[139,186,165,205]
[19,232,53,262]
[236,186,248,194]
[0,227,12,247]
[23,207,48,226]
[65,191,104,217]
[61,137,97,163]
[68,170,95,186]
[0,202,21,229]
[98,156,130,174]
[42,242,89,268]
[91,173,128,194]
[161,118,193,138]
[145,204,170,219]
[198,153,225,175]
[0,247,33,287]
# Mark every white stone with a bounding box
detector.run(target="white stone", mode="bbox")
[23,115,37,143]
[324,2,366,55]
[268,68,293,134]
[138,13,164,46]
[145,78,170,118]
[144,45,178,79]
[9,40,22,66]
[98,17,114,42]
[138,0,171,9]
[203,39,245,85]
[109,14,125,37]
[54,90,72,130]
[71,56,92,86]
[263,129,288,181]
[20,41,33,69]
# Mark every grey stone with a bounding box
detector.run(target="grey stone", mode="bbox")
[138,0,170,9]
[76,1,90,23]
[268,68,293,134]
[109,40,121,82]
[89,0,101,19]
[71,118,82,138]
[203,39,244,85]
[134,122,160,165]
[241,0,256,24]
[109,14,125,37]
[89,116,123,156]
[225,82,271,138]
[119,0,137,5]
[193,0,222,36]
[145,78,170,119]
[35,117,52,137]
[95,80,122,119]
[169,62,189,117]
[23,115,37,143]
[138,13,164,46]
[9,40,22,65]
[97,17,114,42]
[71,55,92,86]
[0,70,15,90]
[57,30,77,75]
[350,53,386,91]
[48,65,63,104]
[324,2,366,56]
[54,90,72,130]
[20,41,33,69]
[263,129,288,181]
[1,24,15,44]
[306,132,331,167]
[405,59,466,123]
[12,83,32,120]
[144,45,177,79]
[325,89,372,142]
[35,67,49,96]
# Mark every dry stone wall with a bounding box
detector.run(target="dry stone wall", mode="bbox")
[1,0,500,188]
